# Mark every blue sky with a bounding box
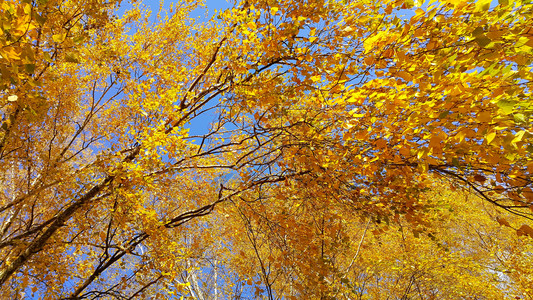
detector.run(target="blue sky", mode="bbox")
[204,0,233,12]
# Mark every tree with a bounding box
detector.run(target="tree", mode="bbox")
[0,0,531,298]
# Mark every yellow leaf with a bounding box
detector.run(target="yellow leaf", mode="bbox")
[475,0,491,11]
[310,75,321,82]
[415,8,425,16]
[246,22,256,31]
[486,131,496,144]
[52,33,66,43]
[3,47,21,60]
[511,130,525,145]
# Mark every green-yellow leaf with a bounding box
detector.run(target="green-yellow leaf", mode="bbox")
[52,33,66,43]
[475,35,492,48]
[475,0,491,11]
[497,100,514,114]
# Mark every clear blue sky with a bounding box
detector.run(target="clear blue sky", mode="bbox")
[204,0,233,12]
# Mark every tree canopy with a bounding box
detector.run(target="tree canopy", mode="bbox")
[0,0,532,298]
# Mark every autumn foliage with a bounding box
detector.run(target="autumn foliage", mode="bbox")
[0,0,532,298]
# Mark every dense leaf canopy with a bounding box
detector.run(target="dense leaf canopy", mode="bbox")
[0,0,532,298]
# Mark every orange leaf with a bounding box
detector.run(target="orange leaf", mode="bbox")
[496,217,510,227]
[517,224,533,237]
[474,174,486,183]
